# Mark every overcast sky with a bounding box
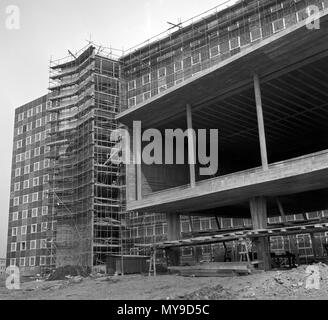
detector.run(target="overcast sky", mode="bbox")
[0,0,235,258]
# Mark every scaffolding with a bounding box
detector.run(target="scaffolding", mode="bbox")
[46,45,124,270]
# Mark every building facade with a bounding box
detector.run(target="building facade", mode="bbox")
[0,258,6,277]
[6,95,54,276]
[6,0,328,273]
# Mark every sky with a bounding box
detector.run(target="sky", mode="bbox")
[0,0,234,258]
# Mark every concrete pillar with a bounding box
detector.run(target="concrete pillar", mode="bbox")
[186,104,196,188]
[250,197,271,271]
[133,121,142,200]
[253,74,269,170]
[166,213,181,266]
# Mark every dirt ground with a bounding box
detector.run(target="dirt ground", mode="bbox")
[1,264,328,300]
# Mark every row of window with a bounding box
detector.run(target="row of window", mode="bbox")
[16,104,46,122]
[14,160,50,177]
[16,130,50,149]
[11,222,52,238]
[13,190,48,206]
[126,7,319,108]
[10,256,48,267]
[10,238,50,252]
[14,175,49,192]
[11,206,49,222]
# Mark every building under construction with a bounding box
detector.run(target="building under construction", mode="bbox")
[6,0,328,274]
[117,0,328,270]
[47,46,123,269]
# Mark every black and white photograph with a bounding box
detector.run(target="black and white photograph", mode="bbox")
[1,0,328,306]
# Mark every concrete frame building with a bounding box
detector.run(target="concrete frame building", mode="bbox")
[117,0,328,269]
[6,0,328,274]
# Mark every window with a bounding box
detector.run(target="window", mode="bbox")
[22,210,28,219]
[26,136,32,145]
[19,257,26,266]
[210,45,220,58]
[23,195,29,204]
[158,67,166,78]
[272,18,285,33]
[29,256,36,267]
[21,241,26,251]
[34,147,40,157]
[25,150,31,160]
[250,25,262,42]
[18,113,24,121]
[13,197,19,206]
[21,225,27,235]
[32,208,38,217]
[24,165,30,174]
[41,222,48,232]
[30,240,37,250]
[35,105,42,114]
[40,256,46,266]
[174,61,183,72]
[23,180,29,189]
[14,182,20,191]
[26,123,32,131]
[42,206,48,216]
[229,36,240,50]
[27,109,33,118]
[143,92,151,101]
[10,258,16,267]
[191,52,201,65]
[34,162,40,171]
[44,146,50,153]
[35,133,41,142]
[12,227,18,236]
[15,154,21,163]
[31,224,37,234]
[11,243,17,252]
[142,74,150,85]
[32,192,38,202]
[40,239,47,249]
[36,119,42,128]
[128,80,136,91]
[12,212,18,221]
[43,175,49,183]
[128,97,136,108]
[17,126,23,135]
[33,177,39,186]
[44,159,50,168]
[16,140,22,149]
[15,168,21,177]
[42,190,49,200]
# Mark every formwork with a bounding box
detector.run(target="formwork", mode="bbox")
[46,45,124,270]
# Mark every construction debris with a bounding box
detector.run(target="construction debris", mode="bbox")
[47,266,90,281]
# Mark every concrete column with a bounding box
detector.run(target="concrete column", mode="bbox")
[253,74,269,170]
[166,213,181,266]
[133,121,142,200]
[186,104,196,188]
[250,197,271,271]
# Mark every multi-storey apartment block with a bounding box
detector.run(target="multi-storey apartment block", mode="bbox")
[7,95,54,276]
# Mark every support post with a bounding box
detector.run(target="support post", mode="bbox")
[133,121,142,200]
[186,104,196,188]
[166,213,181,266]
[253,74,269,170]
[250,197,271,271]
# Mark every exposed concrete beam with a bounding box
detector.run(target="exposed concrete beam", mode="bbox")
[186,104,196,188]
[254,74,269,170]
